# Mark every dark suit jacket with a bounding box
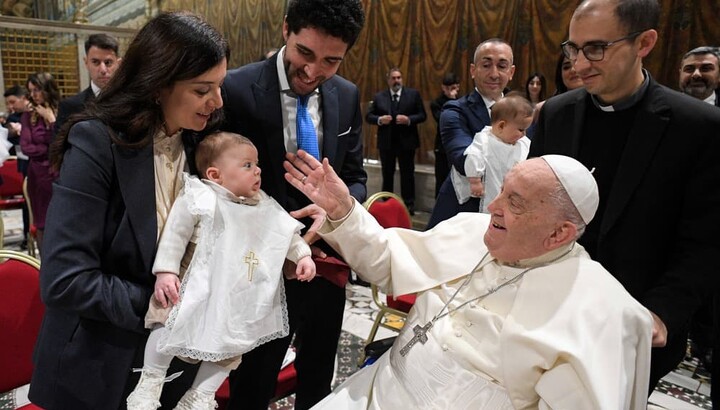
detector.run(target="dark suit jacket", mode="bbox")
[529,78,720,338]
[29,120,201,409]
[430,93,452,152]
[426,90,491,228]
[366,87,426,151]
[221,55,367,213]
[54,87,94,138]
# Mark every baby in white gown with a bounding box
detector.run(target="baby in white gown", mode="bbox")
[127,132,315,409]
[450,93,533,213]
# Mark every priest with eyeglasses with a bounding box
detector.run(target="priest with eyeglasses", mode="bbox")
[284,150,652,409]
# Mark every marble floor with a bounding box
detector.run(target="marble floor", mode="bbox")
[1,208,713,409]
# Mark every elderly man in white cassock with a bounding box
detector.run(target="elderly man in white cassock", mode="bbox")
[284,151,652,410]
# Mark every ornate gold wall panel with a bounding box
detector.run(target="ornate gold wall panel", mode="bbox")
[1,16,136,100]
[1,29,79,97]
[160,0,285,69]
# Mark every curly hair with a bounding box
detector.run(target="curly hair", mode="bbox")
[285,0,365,49]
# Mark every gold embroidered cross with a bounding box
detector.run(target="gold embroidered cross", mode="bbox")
[244,251,259,282]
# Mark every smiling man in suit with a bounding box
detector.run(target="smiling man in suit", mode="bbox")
[366,68,426,214]
[427,39,515,228]
[54,34,121,137]
[221,1,366,409]
[529,0,720,391]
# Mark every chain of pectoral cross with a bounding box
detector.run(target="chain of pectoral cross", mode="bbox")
[399,245,575,357]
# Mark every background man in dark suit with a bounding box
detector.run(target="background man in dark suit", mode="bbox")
[529,0,720,392]
[54,33,121,136]
[430,72,460,197]
[366,68,426,214]
[679,46,719,107]
[221,1,366,409]
[427,39,515,228]
[3,85,30,247]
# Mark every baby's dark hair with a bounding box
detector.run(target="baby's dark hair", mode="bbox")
[490,92,534,123]
[196,132,254,178]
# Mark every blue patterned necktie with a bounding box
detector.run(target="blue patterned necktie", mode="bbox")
[296,95,320,159]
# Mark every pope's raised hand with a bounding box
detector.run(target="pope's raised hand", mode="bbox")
[284,150,354,219]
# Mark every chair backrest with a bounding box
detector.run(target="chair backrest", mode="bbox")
[363,192,412,230]
[0,250,43,392]
[0,157,23,197]
[362,192,416,310]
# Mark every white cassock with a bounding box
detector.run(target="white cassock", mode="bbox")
[312,201,652,410]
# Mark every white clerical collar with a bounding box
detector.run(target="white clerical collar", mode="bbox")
[276,46,319,98]
[91,81,101,97]
[591,69,650,112]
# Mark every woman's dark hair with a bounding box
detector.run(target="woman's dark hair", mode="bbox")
[27,72,61,110]
[51,11,229,170]
[524,72,546,103]
[554,53,570,96]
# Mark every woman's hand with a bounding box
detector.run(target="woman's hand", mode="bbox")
[34,104,56,124]
[154,272,180,308]
[284,150,354,220]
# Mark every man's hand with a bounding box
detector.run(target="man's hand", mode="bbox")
[378,115,393,125]
[8,122,21,137]
[395,114,410,125]
[284,150,354,220]
[154,272,180,308]
[650,310,668,347]
[290,204,327,246]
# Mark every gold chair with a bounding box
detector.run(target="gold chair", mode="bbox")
[21,177,37,257]
[359,192,416,364]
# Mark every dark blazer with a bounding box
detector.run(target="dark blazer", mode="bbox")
[29,120,200,409]
[366,87,426,151]
[54,87,94,138]
[529,78,720,378]
[426,90,491,228]
[222,55,367,209]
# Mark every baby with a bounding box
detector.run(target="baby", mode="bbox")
[127,132,315,409]
[451,93,533,212]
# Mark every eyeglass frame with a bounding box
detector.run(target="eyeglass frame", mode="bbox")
[561,31,644,62]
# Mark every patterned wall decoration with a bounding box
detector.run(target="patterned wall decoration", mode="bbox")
[157,0,720,164]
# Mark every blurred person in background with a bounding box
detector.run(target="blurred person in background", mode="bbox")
[21,72,60,250]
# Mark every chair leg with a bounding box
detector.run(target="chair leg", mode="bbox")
[359,310,385,366]
[26,233,36,258]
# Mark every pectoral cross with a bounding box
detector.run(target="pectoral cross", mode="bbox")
[244,251,259,282]
[399,322,433,357]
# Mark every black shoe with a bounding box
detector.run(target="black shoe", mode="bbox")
[407,204,415,216]
[349,275,371,287]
